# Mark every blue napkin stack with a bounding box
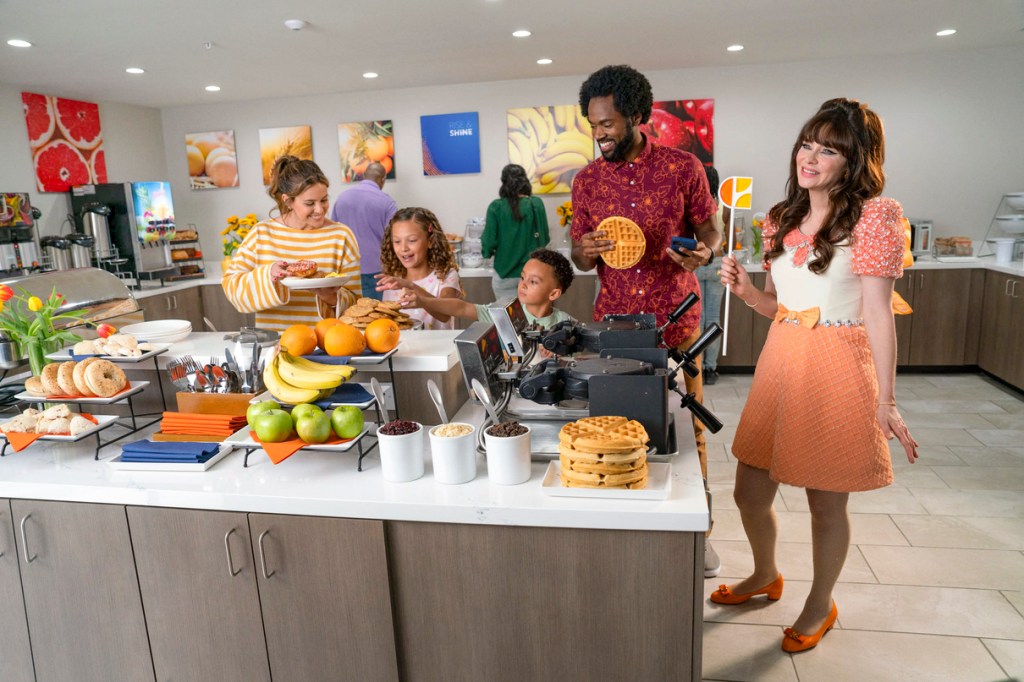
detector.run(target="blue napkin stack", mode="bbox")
[120,439,222,463]
[313,383,374,409]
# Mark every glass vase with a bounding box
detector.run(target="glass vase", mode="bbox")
[23,338,55,376]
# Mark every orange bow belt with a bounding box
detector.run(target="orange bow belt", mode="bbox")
[774,304,820,328]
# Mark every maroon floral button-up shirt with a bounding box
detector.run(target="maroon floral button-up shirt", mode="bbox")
[570,137,716,347]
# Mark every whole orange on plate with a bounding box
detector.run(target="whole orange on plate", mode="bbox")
[314,317,343,351]
[280,324,317,356]
[365,318,400,353]
[324,323,366,357]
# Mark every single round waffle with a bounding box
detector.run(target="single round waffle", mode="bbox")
[559,451,646,475]
[558,444,647,465]
[558,416,649,454]
[560,461,649,489]
[597,216,646,269]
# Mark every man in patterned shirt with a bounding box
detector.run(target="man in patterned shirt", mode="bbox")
[570,64,723,576]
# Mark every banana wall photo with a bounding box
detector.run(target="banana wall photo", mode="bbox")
[507,105,595,195]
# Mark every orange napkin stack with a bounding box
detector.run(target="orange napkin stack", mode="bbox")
[250,431,354,465]
[4,414,98,453]
[159,412,247,438]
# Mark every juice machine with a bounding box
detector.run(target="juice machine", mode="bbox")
[67,182,179,284]
[455,294,723,460]
[0,192,42,276]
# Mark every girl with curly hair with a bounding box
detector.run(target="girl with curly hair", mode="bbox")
[376,207,463,330]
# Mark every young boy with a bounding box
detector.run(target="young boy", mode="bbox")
[376,248,574,328]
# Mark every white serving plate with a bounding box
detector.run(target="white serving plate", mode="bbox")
[0,414,119,443]
[14,381,150,404]
[47,342,171,363]
[121,319,191,336]
[281,275,355,290]
[540,461,672,501]
[222,427,369,453]
[107,443,233,472]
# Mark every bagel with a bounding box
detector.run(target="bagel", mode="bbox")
[73,340,96,355]
[39,363,62,396]
[24,376,45,396]
[83,359,127,398]
[56,361,80,396]
[72,357,100,397]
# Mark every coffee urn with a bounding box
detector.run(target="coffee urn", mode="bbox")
[40,236,72,271]
[68,233,95,268]
[81,202,113,258]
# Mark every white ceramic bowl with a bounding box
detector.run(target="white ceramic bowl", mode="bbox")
[995,216,1024,235]
[1005,193,1024,211]
[120,319,193,343]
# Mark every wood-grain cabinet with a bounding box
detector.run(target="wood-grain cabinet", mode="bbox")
[126,506,398,682]
[0,499,34,682]
[11,500,154,682]
[978,271,1024,388]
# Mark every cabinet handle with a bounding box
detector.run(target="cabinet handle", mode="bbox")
[19,514,34,564]
[165,297,173,312]
[1006,279,1014,296]
[257,529,275,579]
[1013,281,1020,298]
[172,295,178,310]
[224,527,241,577]
[917,272,924,291]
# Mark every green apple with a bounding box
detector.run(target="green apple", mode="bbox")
[330,405,364,439]
[295,412,331,444]
[252,409,293,443]
[290,402,323,427]
[247,400,281,428]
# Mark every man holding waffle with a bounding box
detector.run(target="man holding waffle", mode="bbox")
[570,64,723,577]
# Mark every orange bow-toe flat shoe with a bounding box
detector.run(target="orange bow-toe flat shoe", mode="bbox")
[709,574,784,605]
[781,601,838,653]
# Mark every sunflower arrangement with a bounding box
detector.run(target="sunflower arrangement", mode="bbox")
[556,200,573,227]
[221,213,259,257]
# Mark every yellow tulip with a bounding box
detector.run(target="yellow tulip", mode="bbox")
[27,296,43,312]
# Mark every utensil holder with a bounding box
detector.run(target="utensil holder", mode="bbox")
[176,392,253,416]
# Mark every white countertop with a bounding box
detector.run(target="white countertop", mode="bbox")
[0,404,709,533]
[737,254,1024,276]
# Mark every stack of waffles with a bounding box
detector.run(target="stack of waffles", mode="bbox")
[339,298,415,330]
[597,216,646,269]
[558,416,650,489]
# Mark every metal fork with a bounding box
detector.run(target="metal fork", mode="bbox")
[167,359,193,392]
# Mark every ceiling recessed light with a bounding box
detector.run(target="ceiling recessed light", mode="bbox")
[363,72,378,79]
[284,19,307,31]
[512,30,531,38]
[126,67,145,74]
[936,28,956,37]
[727,44,744,52]
[537,58,552,65]
[7,39,32,48]
[205,85,221,92]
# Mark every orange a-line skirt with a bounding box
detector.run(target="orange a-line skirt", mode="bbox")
[732,322,894,492]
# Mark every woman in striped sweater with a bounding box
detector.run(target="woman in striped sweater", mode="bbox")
[222,156,361,331]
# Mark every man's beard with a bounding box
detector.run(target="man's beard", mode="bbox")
[601,120,635,162]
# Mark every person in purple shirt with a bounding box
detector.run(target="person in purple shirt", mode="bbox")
[329,162,398,300]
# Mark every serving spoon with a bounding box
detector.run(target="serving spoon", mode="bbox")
[427,379,448,425]
[471,378,501,428]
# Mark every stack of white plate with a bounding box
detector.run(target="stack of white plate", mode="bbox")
[120,319,193,343]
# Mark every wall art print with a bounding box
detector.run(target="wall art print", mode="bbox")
[338,120,395,183]
[21,92,107,192]
[507,105,594,195]
[0,193,33,228]
[186,130,238,189]
[258,125,313,186]
[639,99,714,167]
[420,112,480,176]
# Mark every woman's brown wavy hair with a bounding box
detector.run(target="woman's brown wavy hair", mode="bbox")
[380,207,460,282]
[764,98,886,274]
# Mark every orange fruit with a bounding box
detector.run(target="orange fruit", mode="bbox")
[380,155,393,175]
[386,136,394,157]
[280,324,317,356]
[324,323,366,357]
[314,318,343,351]
[365,318,400,353]
[365,136,389,162]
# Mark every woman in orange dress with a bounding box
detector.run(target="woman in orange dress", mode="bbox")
[715,98,919,653]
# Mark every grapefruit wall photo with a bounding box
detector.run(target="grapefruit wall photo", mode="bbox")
[21,92,108,192]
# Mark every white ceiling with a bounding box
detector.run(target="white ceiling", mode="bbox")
[1,0,1022,109]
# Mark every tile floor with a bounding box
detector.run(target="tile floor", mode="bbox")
[696,371,1024,682]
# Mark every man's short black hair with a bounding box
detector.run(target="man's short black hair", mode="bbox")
[529,248,574,293]
[578,64,653,125]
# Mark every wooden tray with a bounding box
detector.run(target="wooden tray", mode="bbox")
[176,392,254,416]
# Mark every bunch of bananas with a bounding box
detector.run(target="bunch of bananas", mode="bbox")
[507,105,594,194]
[262,349,356,405]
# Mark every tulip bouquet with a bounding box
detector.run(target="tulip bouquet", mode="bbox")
[0,286,88,375]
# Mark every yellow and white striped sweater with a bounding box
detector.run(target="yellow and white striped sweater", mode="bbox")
[222,219,361,331]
